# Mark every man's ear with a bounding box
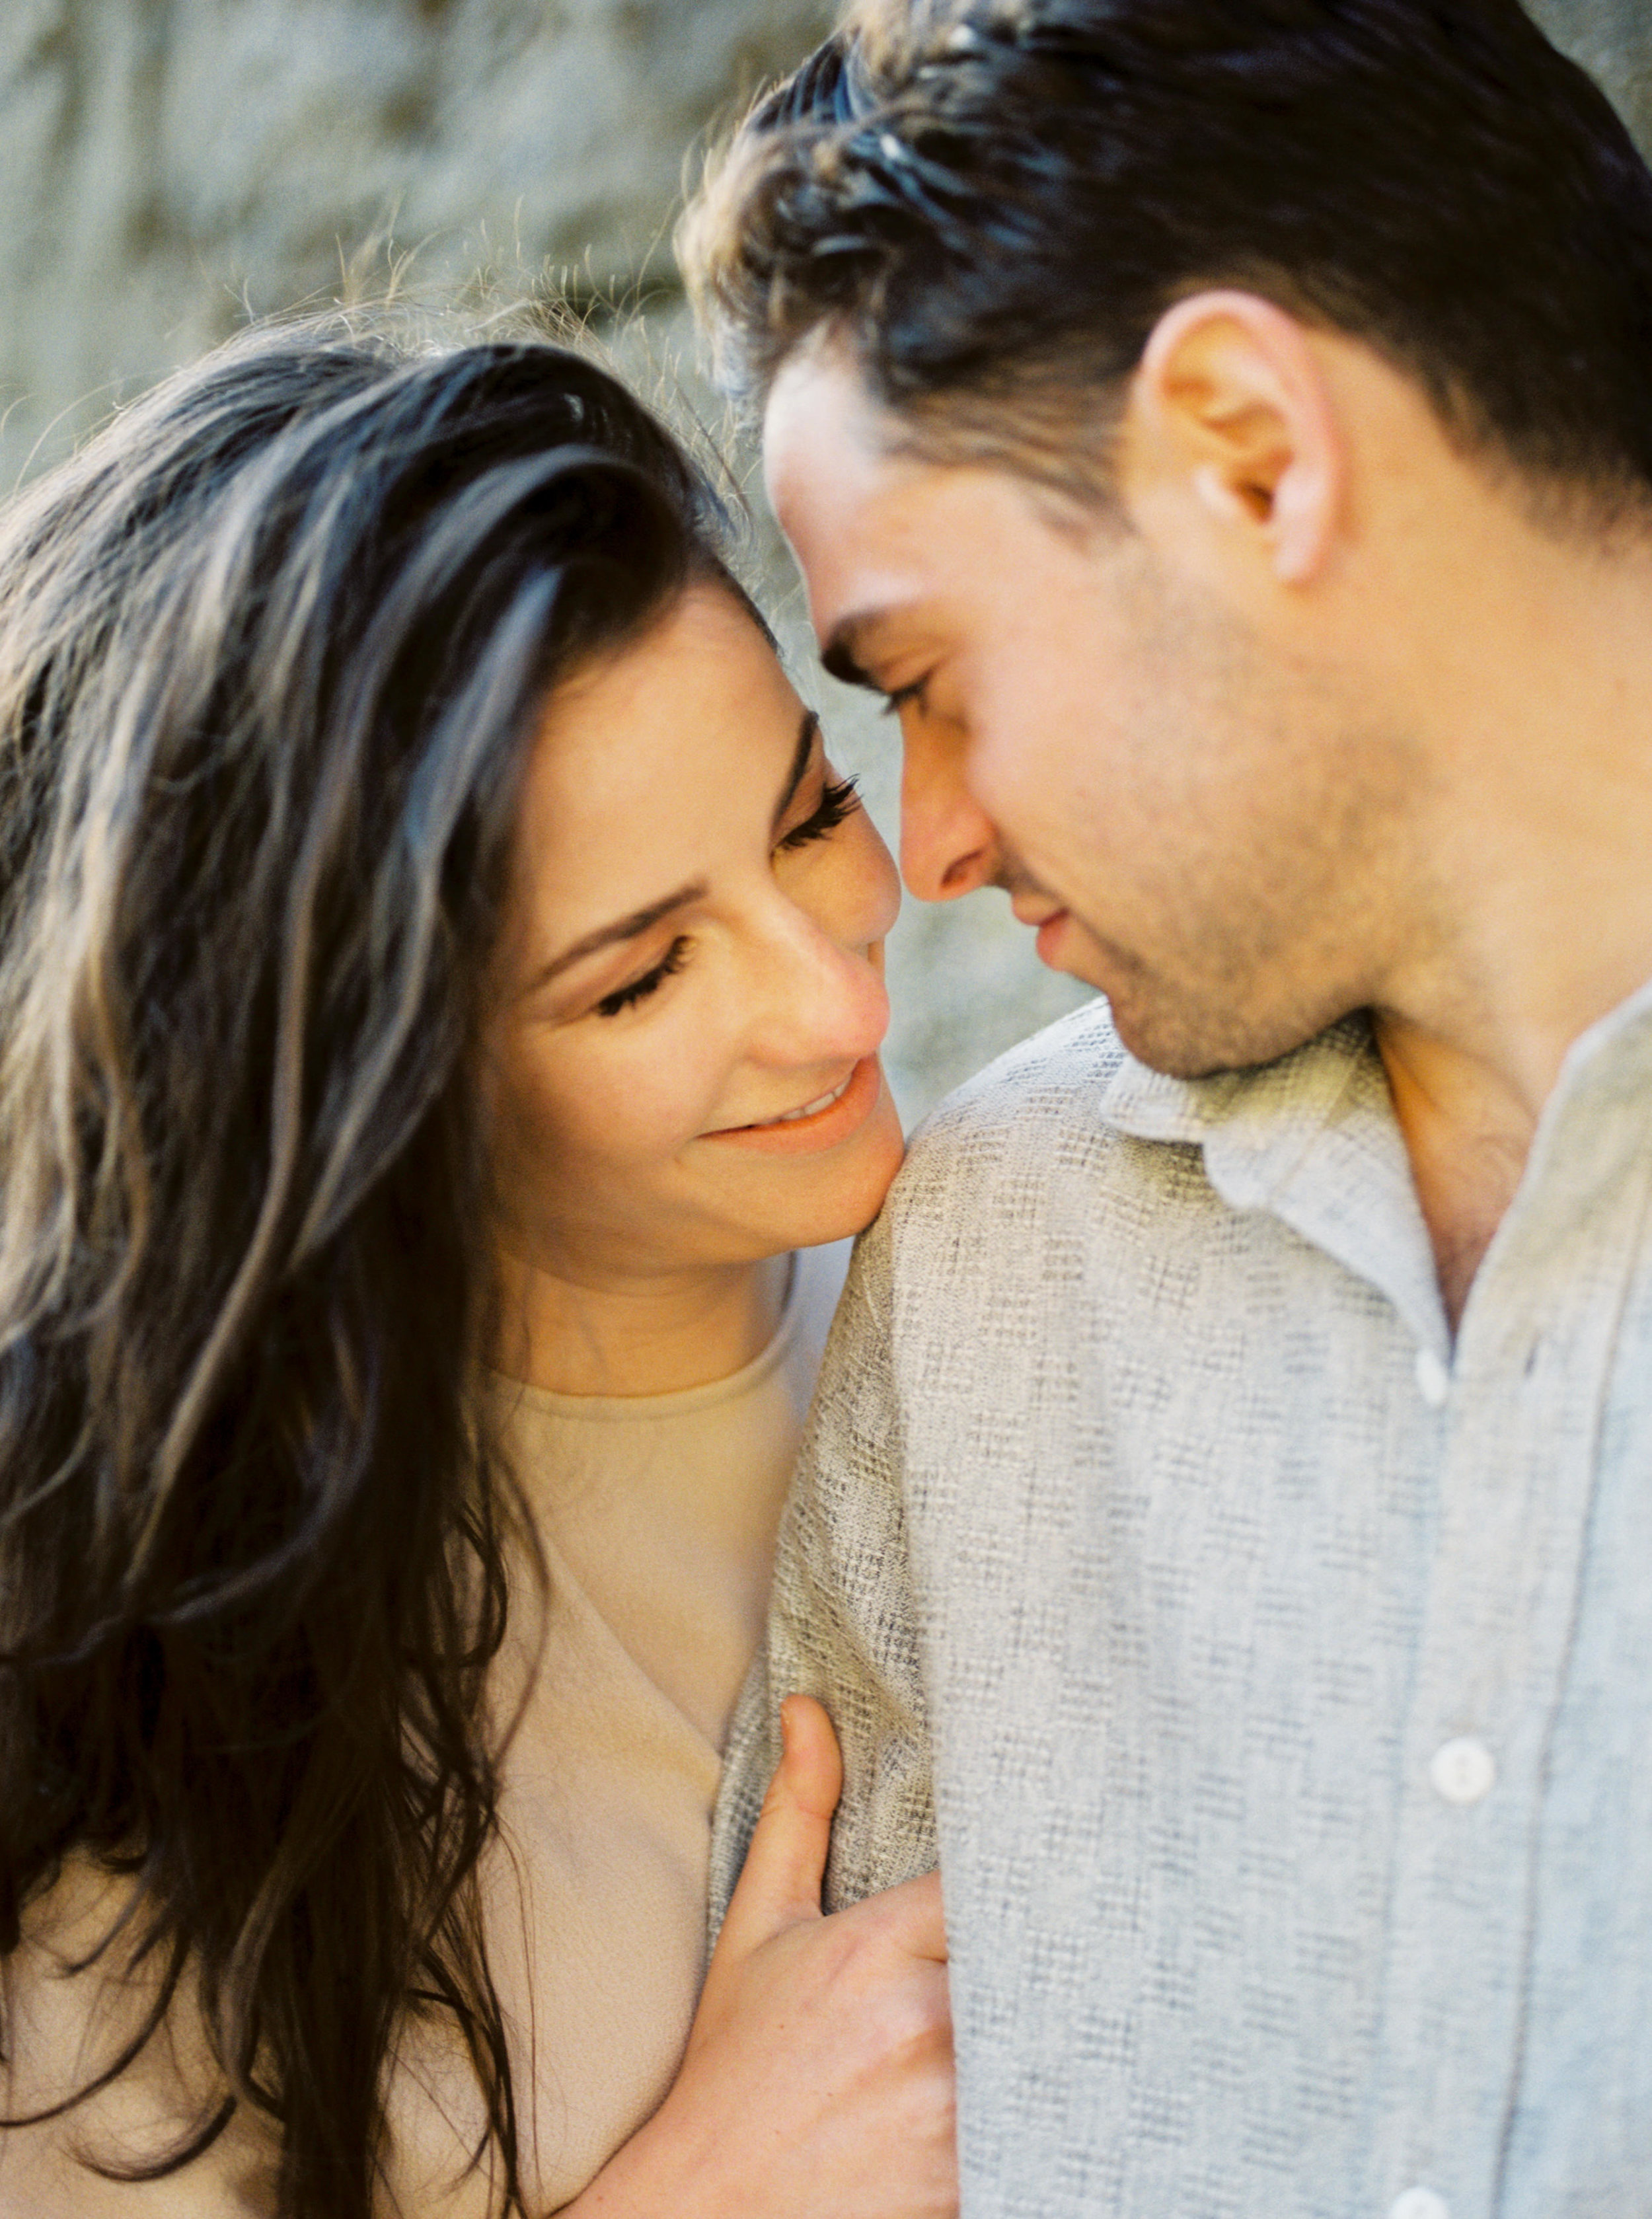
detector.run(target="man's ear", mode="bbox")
[1125,290,1345,585]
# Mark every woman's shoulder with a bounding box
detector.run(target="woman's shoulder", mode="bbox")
[0,1860,279,2219]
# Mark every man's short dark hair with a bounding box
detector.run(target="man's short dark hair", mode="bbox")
[681,0,1652,517]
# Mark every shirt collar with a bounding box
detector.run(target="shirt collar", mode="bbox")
[1095,1012,1370,1150]
[1500,968,1652,1258]
[1096,1012,1448,1354]
[1091,973,1652,1354]
[1546,967,1652,1115]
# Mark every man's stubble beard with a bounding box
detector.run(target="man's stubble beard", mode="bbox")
[991,542,1423,1080]
[1001,736,1419,1083]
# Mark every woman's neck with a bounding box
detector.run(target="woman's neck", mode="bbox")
[492,1248,791,1398]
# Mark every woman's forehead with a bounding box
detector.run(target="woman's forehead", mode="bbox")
[506,586,804,916]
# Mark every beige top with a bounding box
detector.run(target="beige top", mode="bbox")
[474,1238,849,2214]
[2,1241,848,2219]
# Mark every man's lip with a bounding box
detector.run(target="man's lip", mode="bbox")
[1010,892,1067,929]
[1035,911,1074,967]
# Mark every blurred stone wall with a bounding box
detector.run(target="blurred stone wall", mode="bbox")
[1528,0,1652,132]
[0,0,1643,1120]
[0,0,833,469]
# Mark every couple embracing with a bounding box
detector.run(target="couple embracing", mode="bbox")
[4,3,1651,2216]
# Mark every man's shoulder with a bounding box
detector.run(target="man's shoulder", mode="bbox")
[890,996,1135,1206]
[849,998,1225,1329]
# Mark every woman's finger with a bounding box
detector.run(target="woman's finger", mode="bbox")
[840,1865,949,1965]
[708,1694,844,1965]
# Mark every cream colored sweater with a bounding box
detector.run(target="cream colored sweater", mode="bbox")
[476,1240,848,2212]
[3,1244,848,2219]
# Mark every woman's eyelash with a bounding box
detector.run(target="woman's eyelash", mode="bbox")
[777,774,862,851]
[593,777,862,1016]
[594,935,689,1018]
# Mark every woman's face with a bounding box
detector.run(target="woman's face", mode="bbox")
[484,583,905,1290]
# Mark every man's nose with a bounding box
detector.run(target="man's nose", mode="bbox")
[898,722,1002,903]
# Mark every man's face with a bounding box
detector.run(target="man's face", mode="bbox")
[764,346,1411,1078]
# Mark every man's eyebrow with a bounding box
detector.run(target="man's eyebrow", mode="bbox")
[822,619,880,691]
[772,709,823,835]
[526,882,708,994]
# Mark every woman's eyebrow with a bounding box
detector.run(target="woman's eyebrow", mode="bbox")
[527,882,709,994]
[525,708,821,998]
[770,710,822,837]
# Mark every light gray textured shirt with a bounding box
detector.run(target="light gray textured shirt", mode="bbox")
[709,985,1652,2219]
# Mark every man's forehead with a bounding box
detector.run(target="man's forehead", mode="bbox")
[762,350,936,646]
[765,359,1091,663]
[764,346,904,529]
[765,348,1056,641]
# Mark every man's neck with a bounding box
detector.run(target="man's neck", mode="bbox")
[1373,1015,1536,1332]
[1371,856,1652,1333]
[1355,478,1652,1330]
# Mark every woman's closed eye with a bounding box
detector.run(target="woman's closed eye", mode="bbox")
[776,774,862,852]
[589,773,862,1018]
[594,935,691,1018]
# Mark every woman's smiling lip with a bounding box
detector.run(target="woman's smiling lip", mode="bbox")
[701,1055,884,1154]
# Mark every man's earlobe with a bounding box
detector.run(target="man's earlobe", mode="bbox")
[1135,289,1343,586]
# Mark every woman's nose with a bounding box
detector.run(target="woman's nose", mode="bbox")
[747,891,893,1069]
[898,718,1003,903]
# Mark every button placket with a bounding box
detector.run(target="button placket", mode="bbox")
[1390,2191,1451,2219]
[1429,1737,1497,1807]
[1415,1347,1451,1409]
[1370,1281,1604,2219]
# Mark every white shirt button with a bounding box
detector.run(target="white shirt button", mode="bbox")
[1414,1347,1450,1407]
[1389,2192,1450,2219]
[1429,1736,1496,1805]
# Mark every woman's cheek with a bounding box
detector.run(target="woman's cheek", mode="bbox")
[484,1030,626,1206]
[855,816,903,943]
[585,1017,733,1160]
[497,983,746,1185]
[798,809,901,946]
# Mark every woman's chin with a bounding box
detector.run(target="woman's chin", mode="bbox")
[802,1076,907,1246]
[742,1070,906,1255]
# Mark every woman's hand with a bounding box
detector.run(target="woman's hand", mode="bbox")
[568,1694,957,2218]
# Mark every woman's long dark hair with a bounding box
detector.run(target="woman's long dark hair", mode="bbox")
[0,317,735,2216]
